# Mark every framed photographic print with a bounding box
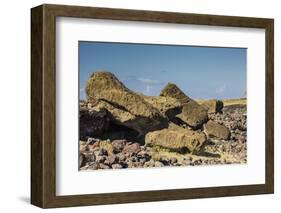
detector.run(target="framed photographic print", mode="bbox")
[31,4,274,208]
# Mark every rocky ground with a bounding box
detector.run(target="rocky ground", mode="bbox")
[79,104,247,170]
[79,71,247,171]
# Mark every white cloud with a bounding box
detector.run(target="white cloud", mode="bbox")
[122,76,164,96]
[136,77,161,85]
[144,85,151,95]
[215,83,227,94]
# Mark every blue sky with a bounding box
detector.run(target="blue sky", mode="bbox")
[79,41,246,100]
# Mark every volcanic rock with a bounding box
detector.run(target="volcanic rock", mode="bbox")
[176,101,208,129]
[200,99,224,113]
[111,164,123,169]
[86,71,168,135]
[155,161,164,167]
[145,125,206,154]
[99,164,110,169]
[79,153,86,168]
[160,83,208,129]
[99,140,114,155]
[142,95,182,119]
[105,155,118,165]
[111,139,127,153]
[79,108,111,139]
[204,120,230,140]
[160,83,191,104]
[123,143,141,156]
[82,151,96,163]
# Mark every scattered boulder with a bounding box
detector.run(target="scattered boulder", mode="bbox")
[204,120,230,140]
[105,155,118,165]
[145,126,206,154]
[87,71,168,135]
[170,157,178,164]
[86,138,100,145]
[137,152,151,162]
[144,159,155,167]
[79,108,111,139]
[86,71,154,115]
[85,138,100,151]
[116,153,126,162]
[82,151,96,164]
[79,153,86,168]
[155,161,165,167]
[112,164,123,169]
[160,83,208,129]
[123,143,141,156]
[86,71,128,97]
[80,142,87,152]
[200,99,224,113]
[142,95,182,119]
[92,104,165,143]
[99,140,114,155]
[96,155,106,163]
[92,100,135,123]
[111,139,127,153]
[160,83,191,104]
[98,148,108,156]
[176,101,208,129]
[99,163,110,169]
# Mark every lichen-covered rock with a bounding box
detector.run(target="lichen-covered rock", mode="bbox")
[160,83,191,104]
[86,71,128,96]
[204,120,230,140]
[99,140,114,155]
[86,71,157,117]
[96,89,159,118]
[86,71,168,135]
[142,95,182,119]
[92,100,167,135]
[176,101,208,129]
[145,126,206,154]
[200,99,224,113]
[92,100,135,123]
[160,83,208,129]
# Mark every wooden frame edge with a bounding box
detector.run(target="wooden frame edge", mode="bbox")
[31,4,274,208]
[31,5,44,208]
[265,19,274,194]
[44,184,271,208]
